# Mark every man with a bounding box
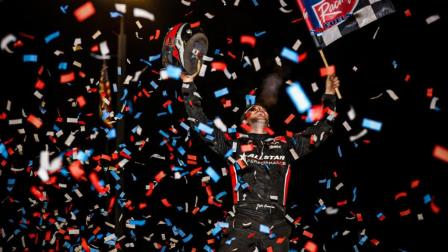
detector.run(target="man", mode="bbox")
[181,69,339,251]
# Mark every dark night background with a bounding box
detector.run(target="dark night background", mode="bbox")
[1,0,447,251]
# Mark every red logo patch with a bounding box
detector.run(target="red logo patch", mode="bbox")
[312,0,359,29]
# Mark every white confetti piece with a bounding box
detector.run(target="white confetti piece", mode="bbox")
[92,30,101,39]
[386,89,399,100]
[292,39,302,50]
[426,14,440,24]
[133,8,155,21]
[252,57,261,71]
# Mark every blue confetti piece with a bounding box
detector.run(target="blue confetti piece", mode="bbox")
[178,146,186,156]
[166,65,182,79]
[58,62,68,70]
[423,194,431,204]
[287,82,311,113]
[0,143,8,159]
[326,179,331,189]
[140,58,152,66]
[129,219,146,226]
[359,235,368,245]
[60,5,68,14]
[23,54,38,62]
[199,205,209,212]
[149,54,161,62]
[225,237,236,245]
[159,129,170,139]
[204,245,213,252]
[259,224,270,234]
[245,94,256,106]
[216,191,227,200]
[337,145,343,158]
[45,31,60,44]
[214,87,229,98]
[198,123,214,135]
[352,187,357,202]
[134,112,142,119]
[315,204,324,214]
[251,0,259,6]
[7,178,15,192]
[150,80,158,89]
[362,118,382,131]
[110,11,122,18]
[107,128,116,139]
[206,166,220,183]
[211,226,222,236]
[183,233,193,243]
[180,122,190,131]
[280,47,299,63]
[254,31,266,37]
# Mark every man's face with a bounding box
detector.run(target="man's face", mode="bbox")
[244,105,269,125]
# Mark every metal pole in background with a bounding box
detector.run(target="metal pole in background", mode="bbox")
[114,13,127,249]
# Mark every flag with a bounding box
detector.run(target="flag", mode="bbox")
[296,0,395,48]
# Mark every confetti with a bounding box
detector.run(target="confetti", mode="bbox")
[286,82,311,113]
[433,145,448,163]
[362,118,382,132]
[133,8,155,21]
[74,1,96,22]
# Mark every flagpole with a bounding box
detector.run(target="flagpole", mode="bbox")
[318,49,342,99]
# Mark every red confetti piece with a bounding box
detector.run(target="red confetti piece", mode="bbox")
[426,88,433,98]
[276,237,286,244]
[264,127,275,135]
[240,35,256,47]
[190,21,201,28]
[337,199,347,206]
[404,9,412,17]
[77,96,86,108]
[27,114,43,128]
[433,145,448,163]
[60,72,75,83]
[370,239,380,246]
[161,198,172,207]
[266,246,273,252]
[154,170,166,182]
[69,160,85,180]
[320,65,335,76]
[303,230,313,238]
[35,79,45,90]
[81,238,90,252]
[430,201,441,214]
[404,74,411,82]
[411,179,420,189]
[304,240,318,252]
[236,158,247,169]
[30,186,45,201]
[395,192,407,200]
[89,172,107,194]
[284,114,295,124]
[90,44,99,52]
[74,1,96,22]
[211,62,227,71]
[399,209,411,217]
[298,52,308,62]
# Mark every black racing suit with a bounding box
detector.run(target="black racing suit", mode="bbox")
[182,81,337,251]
